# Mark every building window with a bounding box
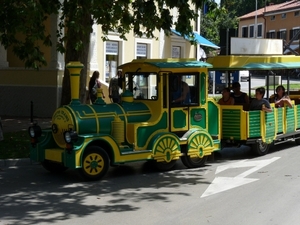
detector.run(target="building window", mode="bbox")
[277,30,287,40]
[257,24,263,37]
[267,31,276,39]
[242,26,248,37]
[249,25,254,38]
[281,13,286,19]
[105,41,119,82]
[136,43,148,59]
[270,15,275,20]
[294,11,299,17]
[172,46,181,58]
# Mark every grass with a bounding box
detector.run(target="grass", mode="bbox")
[252,83,300,90]
[0,131,30,159]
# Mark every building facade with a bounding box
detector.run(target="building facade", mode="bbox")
[238,0,300,55]
[0,7,210,117]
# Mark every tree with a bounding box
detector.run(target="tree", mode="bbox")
[201,2,238,52]
[221,0,289,17]
[0,0,215,105]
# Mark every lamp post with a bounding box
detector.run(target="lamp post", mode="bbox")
[254,0,258,38]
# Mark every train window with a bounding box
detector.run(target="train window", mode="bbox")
[170,73,198,105]
[125,73,157,100]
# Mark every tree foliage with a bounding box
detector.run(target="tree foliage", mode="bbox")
[201,1,238,49]
[221,0,289,17]
[0,0,215,105]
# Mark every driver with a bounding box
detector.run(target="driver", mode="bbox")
[172,75,191,104]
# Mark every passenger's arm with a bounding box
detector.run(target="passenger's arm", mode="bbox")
[275,96,292,108]
[173,82,189,103]
[282,96,293,108]
[262,106,273,112]
[262,102,273,112]
[230,97,235,105]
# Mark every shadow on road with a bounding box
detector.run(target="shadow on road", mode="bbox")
[0,140,297,224]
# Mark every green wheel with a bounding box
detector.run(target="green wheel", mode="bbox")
[80,146,109,181]
[41,160,68,173]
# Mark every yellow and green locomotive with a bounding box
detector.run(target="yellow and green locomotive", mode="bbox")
[29,59,220,181]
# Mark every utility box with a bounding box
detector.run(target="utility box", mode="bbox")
[266,76,281,86]
[231,37,283,55]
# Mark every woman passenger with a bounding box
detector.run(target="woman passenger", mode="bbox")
[218,87,235,105]
[89,71,105,104]
[270,85,292,108]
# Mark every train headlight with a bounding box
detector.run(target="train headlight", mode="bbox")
[63,130,78,144]
[28,125,42,138]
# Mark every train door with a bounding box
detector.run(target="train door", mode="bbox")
[169,74,198,133]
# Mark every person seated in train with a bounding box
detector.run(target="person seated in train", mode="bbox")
[218,87,235,105]
[249,87,272,112]
[231,82,249,105]
[269,85,292,108]
[172,75,191,104]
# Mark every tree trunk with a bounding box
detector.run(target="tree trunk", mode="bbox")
[60,5,92,106]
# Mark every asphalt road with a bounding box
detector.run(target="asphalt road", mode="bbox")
[1,142,300,225]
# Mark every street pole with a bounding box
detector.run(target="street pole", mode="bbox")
[255,0,257,38]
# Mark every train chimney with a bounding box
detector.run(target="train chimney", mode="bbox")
[66,61,84,105]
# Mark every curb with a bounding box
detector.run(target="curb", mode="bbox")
[0,158,39,168]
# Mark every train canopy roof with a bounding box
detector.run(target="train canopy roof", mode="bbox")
[118,58,212,71]
[207,55,300,71]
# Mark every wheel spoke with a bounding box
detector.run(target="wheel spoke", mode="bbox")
[80,147,109,181]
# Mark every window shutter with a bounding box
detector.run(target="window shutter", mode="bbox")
[277,31,280,39]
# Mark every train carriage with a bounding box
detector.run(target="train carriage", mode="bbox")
[29,59,221,181]
[207,54,300,155]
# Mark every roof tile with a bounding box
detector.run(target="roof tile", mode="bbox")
[239,0,300,19]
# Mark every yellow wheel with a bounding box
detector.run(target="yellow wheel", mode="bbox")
[152,134,180,171]
[80,146,109,181]
[181,131,213,168]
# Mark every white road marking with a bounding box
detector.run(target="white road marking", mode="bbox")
[201,157,280,198]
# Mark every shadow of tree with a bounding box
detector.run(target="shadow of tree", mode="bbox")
[1,141,295,224]
[0,160,210,224]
